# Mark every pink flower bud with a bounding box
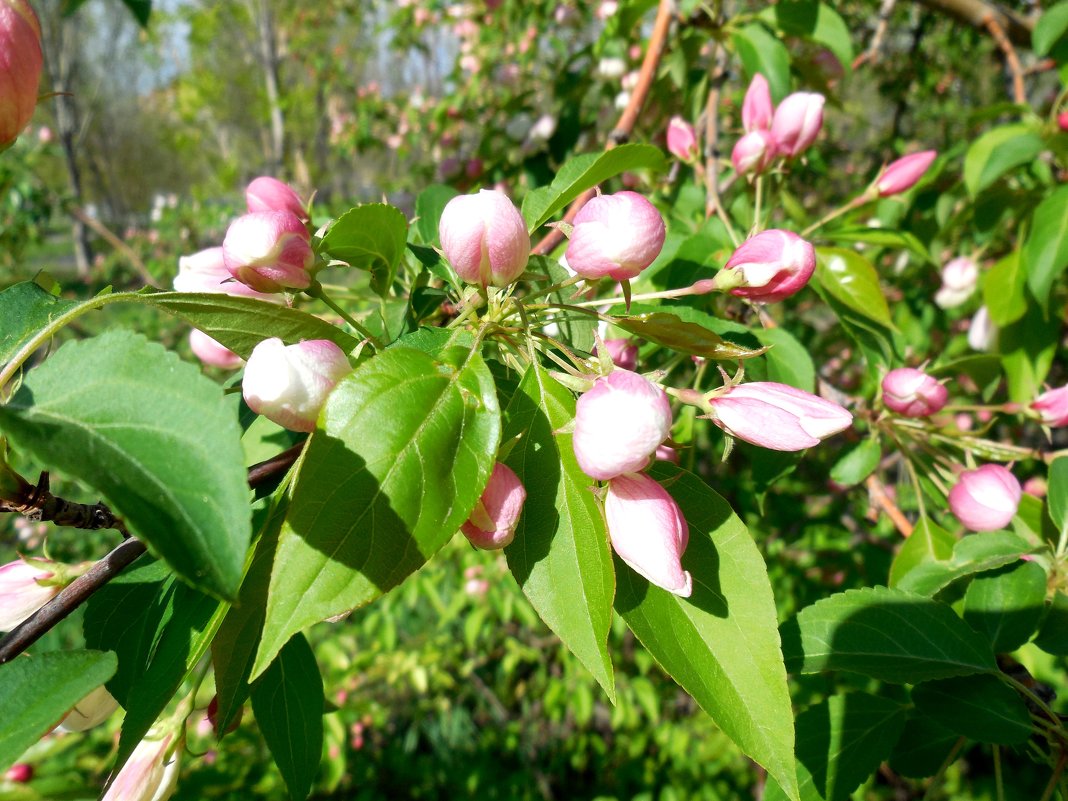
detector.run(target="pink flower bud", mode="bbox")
[439,189,530,287]
[948,465,1021,531]
[770,92,824,157]
[654,444,679,464]
[188,329,243,370]
[731,130,775,176]
[572,369,672,481]
[933,256,978,309]
[875,150,936,197]
[741,73,773,133]
[881,368,948,417]
[102,733,179,801]
[461,462,527,549]
[666,116,698,161]
[173,247,274,300]
[719,229,816,302]
[1032,386,1068,427]
[1059,111,1068,133]
[58,685,119,732]
[604,473,691,597]
[222,211,314,294]
[242,338,351,432]
[245,176,309,222]
[565,191,666,281]
[707,382,852,451]
[0,0,43,149]
[0,557,59,631]
[4,764,32,783]
[596,338,638,371]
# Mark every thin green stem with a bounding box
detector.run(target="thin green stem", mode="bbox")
[521,272,586,303]
[305,283,382,349]
[994,746,1004,801]
[922,736,967,801]
[801,194,871,238]
[1040,750,1067,801]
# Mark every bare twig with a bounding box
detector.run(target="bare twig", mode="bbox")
[853,0,897,69]
[865,474,914,537]
[68,207,157,288]
[916,0,1034,47]
[983,15,1027,105]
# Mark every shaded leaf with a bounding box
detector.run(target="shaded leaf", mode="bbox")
[962,561,1047,652]
[888,715,963,779]
[1034,592,1068,655]
[829,438,881,487]
[911,674,1031,745]
[888,517,955,588]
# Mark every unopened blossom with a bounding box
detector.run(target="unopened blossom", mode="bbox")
[245,176,309,221]
[934,256,978,309]
[875,151,937,197]
[0,0,43,149]
[572,369,672,480]
[605,473,691,597]
[188,329,242,370]
[102,733,179,801]
[948,465,1021,531]
[596,338,638,371]
[0,557,60,631]
[565,192,666,281]
[173,247,275,299]
[770,92,824,157]
[58,685,119,732]
[707,382,852,451]
[741,73,773,133]
[716,229,816,302]
[666,117,698,162]
[439,189,530,287]
[242,338,351,432]
[222,211,314,293]
[1032,386,1068,427]
[461,462,527,549]
[882,368,948,417]
[731,130,775,176]
[4,764,32,783]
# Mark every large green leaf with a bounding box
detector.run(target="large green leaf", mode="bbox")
[911,674,1031,745]
[1023,184,1068,305]
[319,203,410,297]
[829,438,881,487]
[963,124,1044,196]
[502,364,615,699]
[888,517,955,588]
[764,692,907,801]
[753,327,816,391]
[781,586,997,683]
[414,184,460,246]
[761,1,854,75]
[895,531,1032,597]
[732,23,791,103]
[0,650,117,772]
[520,144,668,232]
[0,277,79,368]
[981,251,1027,326]
[815,248,894,329]
[962,561,1047,653]
[615,464,798,801]
[251,633,324,801]
[1000,298,1060,404]
[1034,2,1068,55]
[252,345,500,678]
[888,715,962,779]
[0,331,251,599]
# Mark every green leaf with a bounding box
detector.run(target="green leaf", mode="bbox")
[963,124,1044,196]
[148,292,360,359]
[0,278,78,368]
[251,633,324,801]
[981,251,1027,326]
[615,464,798,801]
[502,364,616,699]
[962,561,1047,652]
[0,650,117,772]
[414,184,459,246]
[1050,457,1068,536]
[1033,592,1068,655]
[612,311,767,360]
[824,228,931,264]
[319,203,410,297]
[829,438,881,487]
[252,345,500,678]
[895,531,1032,597]
[888,517,955,588]
[815,248,894,330]
[0,331,251,599]
[888,715,962,779]
[911,674,1031,745]
[754,327,816,391]
[1033,2,1068,55]
[762,1,854,75]
[1000,298,1059,404]
[732,23,791,103]
[780,586,997,682]
[1023,185,1068,305]
[763,692,907,801]
[520,144,668,232]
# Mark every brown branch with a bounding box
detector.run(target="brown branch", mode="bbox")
[68,206,158,288]
[983,15,1026,105]
[916,0,1034,48]
[0,472,128,536]
[853,0,897,69]
[530,0,674,257]
[0,441,307,664]
[865,474,914,537]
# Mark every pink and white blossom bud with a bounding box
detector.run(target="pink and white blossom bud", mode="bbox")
[1059,111,1068,133]
[0,557,60,631]
[242,338,351,432]
[666,116,698,161]
[565,191,666,281]
[0,0,43,149]
[222,211,314,294]
[58,685,119,732]
[654,444,679,464]
[717,229,815,302]
[875,150,936,197]
[102,733,179,801]
[1032,386,1068,427]
[605,473,691,597]
[188,329,242,370]
[573,370,672,481]
[4,764,32,783]
[460,462,527,549]
[596,338,638,371]
[934,256,978,309]
[968,306,997,351]
[707,382,852,451]
[245,176,309,222]
[439,189,530,287]
[173,247,274,300]
[770,92,824,157]
[731,130,775,176]
[741,73,773,133]
[948,464,1021,531]
[882,368,948,417]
